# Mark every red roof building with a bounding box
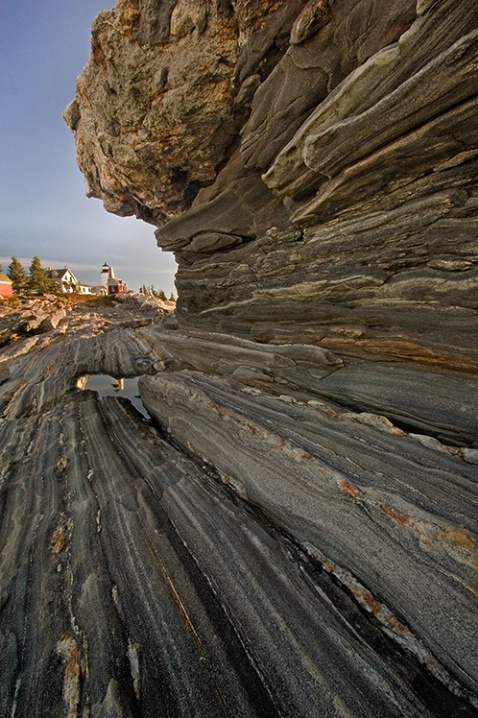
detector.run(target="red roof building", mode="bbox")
[101,263,127,295]
[0,272,13,298]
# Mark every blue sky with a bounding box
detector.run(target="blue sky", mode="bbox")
[0,0,177,295]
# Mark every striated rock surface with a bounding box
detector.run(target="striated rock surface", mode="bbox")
[1,297,477,716]
[5,0,477,715]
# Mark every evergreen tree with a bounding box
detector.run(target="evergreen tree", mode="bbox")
[169,292,175,302]
[7,256,28,293]
[28,256,53,294]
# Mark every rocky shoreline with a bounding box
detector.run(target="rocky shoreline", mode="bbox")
[1,295,477,716]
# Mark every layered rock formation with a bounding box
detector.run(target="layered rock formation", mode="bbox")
[64,0,478,369]
[2,1,477,716]
[1,297,477,716]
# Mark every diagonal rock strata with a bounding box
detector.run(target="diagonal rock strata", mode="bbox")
[138,368,478,693]
[64,0,478,365]
[1,300,477,715]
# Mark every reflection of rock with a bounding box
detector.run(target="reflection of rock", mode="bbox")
[111,377,124,391]
[75,375,89,390]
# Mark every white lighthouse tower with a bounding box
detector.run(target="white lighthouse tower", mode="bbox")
[99,262,127,295]
[101,262,114,288]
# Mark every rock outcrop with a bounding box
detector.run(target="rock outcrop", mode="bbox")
[1,297,477,716]
[2,1,477,716]
[64,0,478,370]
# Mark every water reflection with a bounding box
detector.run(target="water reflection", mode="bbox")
[76,374,149,419]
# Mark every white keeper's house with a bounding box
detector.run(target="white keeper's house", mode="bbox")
[46,267,92,294]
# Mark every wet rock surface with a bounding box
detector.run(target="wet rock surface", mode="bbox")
[1,299,477,716]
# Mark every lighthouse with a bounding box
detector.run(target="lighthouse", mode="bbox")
[100,262,127,295]
[101,262,114,287]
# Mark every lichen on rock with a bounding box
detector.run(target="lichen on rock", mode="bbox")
[64,0,303,225]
